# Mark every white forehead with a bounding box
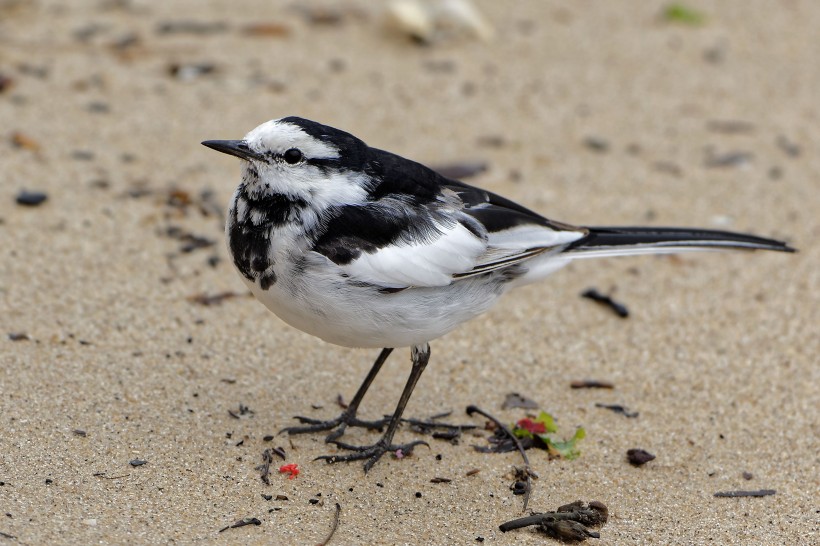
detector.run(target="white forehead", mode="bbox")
[244,119,340,159]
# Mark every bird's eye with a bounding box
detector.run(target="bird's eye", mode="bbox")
[283,148,303,165]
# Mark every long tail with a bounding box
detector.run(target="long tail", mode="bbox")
[564,226,795,258]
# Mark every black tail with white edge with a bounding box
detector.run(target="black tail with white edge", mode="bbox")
[565,226,795,258]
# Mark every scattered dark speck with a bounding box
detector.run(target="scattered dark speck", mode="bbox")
[168,63,216,81]
[129,459,148,467]
[261,494,272,501]
[502,392,539,410]
[71,150,95,161]
[45,479,53,485]
[704,147,753,168]
[275,494,288,501]
[73,429,87,437]
[775,135,800,157]
[571,379,614,389]
[583,136,609,153]
[87,101,110,113]
[432,161,488,180]
[8,332,30,341]
[308,498,320,505]
[0,73,14,93]
[743,471,754,480]
[263,435,274,442]
[596,403,639,418]
[415,492,422,498]
[476,135,506,148]
[156,20,229,35]
[706,120,755,134]
[476,537,484,543]
[15,190,48,206]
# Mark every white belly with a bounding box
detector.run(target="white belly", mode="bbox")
[243,258,507,349]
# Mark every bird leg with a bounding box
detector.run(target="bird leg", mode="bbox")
[317,343,432,472]
[281,347,394,442]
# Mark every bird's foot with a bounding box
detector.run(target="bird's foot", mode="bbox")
[317,438,429,472]
[281,411,391,443]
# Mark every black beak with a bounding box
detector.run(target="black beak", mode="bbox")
[201,140,264,161]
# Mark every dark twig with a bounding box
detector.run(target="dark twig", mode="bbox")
[257,449,274,485]
[595,403,639,418]
[0,530,17,539]
[571,379,614,389]
[581,288,629,318]
[218,517,262,533]
[714,489,776,498]
[317,502,341,546]
[467,405,533,511]
[93,472,129,480]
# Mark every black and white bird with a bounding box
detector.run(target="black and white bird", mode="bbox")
[203,117,794,471]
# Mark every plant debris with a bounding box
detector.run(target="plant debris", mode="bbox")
[227,404,253,419]
[218,517,262,533]
[430,477,452,483]
[467,405,535,510]
[581,288,629,318]
[317,503,341,546]
[11,131,41,151]
[502,392,539,410]
[187,291,246,306]
[571,379,614,390]
[257,449,274,484]
[278,463,299,480]
[8,332,30,341]
[513,411,586,460]
[627,448,656,466]
[714,489,775,498]
[500,500,608,541]
[595,403,639,418]
[240,22,291,38]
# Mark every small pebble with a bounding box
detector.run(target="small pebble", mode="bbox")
[15,190,48,206]
[626,448,655,466]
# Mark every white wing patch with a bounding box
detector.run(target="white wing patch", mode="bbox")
[339,220,587,288]
[341,221,486,288]
[459,223,586,277]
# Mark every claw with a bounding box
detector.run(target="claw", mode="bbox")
[280,412,390,441]
[318,439,429,472]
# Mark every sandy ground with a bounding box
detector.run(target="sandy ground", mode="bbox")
[1,1,818,544]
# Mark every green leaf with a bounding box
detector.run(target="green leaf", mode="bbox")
[534,411,558,433]
[663,4,706,25]
[540,427,586,460]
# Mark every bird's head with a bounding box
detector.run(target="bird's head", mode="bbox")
[203,117,372,208]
